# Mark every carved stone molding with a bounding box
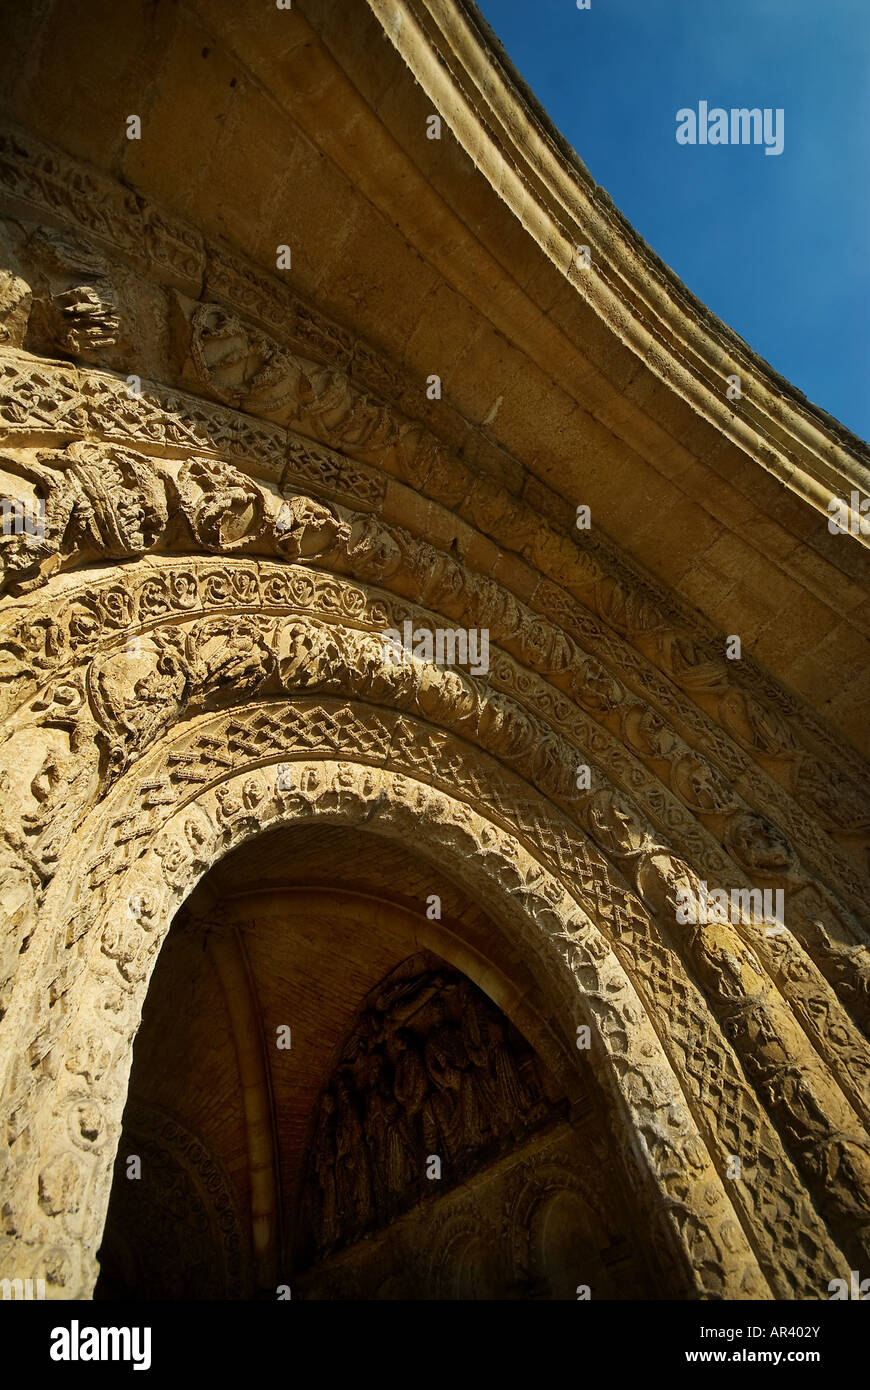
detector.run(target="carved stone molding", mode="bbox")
[0,349,864,906]
[3,695,850,1301]
[0,67,866,1306]
[1,117,866,805]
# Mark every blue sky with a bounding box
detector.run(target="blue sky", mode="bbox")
[475,0,870,443]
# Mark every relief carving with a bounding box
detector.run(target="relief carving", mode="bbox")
[0,114,865,1304]
[0,269,31,348]
[300,954,563,1260]
[18,226,122,362]
[0,117,862,847]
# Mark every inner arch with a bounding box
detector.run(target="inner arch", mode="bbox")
[26,750,768,1301]
[94,823,661,1300]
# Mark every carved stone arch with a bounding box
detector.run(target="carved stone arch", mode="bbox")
[6,612,858,1279]
[529,1190,602,1300]
[6,553,867,1140]
[3,525,869,1131]
[0,509,862,1301]
[513,1162,616,1301]
[7,737,772,1301]
[426,1205,504,1301]
[503,1152,611,1277]
[0,2,865,1310]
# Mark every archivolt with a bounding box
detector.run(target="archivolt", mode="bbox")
[0,559,862,1300]
[0,117,867,1308]
[13,744,768,1302]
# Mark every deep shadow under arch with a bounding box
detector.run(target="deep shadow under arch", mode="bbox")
[94,822,664,1300]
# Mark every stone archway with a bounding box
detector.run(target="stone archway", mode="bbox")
[0,543,864,1301]
[0,485,864,1303]
[4,739,773,1299]
[0,0,867,1304]
[92,869,659,1301]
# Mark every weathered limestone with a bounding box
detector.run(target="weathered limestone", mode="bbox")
[0,0,867,1299]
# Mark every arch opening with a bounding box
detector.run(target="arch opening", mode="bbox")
[94,822,664,1300]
